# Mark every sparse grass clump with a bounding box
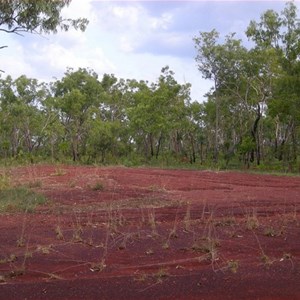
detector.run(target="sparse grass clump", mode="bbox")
[162,241,170,249]
[263,226,277,237]
[55,226,64,240]
[0,187,47,213]
[192,235,220,264]
[90,181,104,191]
[51,167,66,176]
[0,254,17,264]
[27,180,42,188]
[215,216,236,227]
[90,259,106,272]
[282,252,292,260]
[72,227,83,243]
[149,185,166,193]
[0,172,11,190]
[246,213,259,230]
[147,209,158,237]
[260,253,273,267]
[154,268,169,283]
[16,237,25,247]
[118,234,130,250]
[134,272,148,282]
[145,249,154,255]
[37,244,52,255]
[227,260,239,273]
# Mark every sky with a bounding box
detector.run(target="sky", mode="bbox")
[0,0,297,102]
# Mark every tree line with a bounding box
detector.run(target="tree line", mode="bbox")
[0,1,299,172]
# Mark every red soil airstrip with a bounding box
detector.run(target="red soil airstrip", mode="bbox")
[0,165,300,300]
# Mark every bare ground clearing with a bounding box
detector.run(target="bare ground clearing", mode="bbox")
[0,165,300,299]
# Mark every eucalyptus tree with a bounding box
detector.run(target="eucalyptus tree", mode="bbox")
[168,82,192,162]
[0,75,50,159]
[0,1,88,40]
[126,67,191,161]
[193,30,222,162]
[154,66,190,159]
[53,68,103,161]
[41,87,65,161]
[269,72,300,164]
[246,1,300,166]
[194,31,251,165]
[86,74,131,163]
[125,79,156,159]
[0,75,19,157]
[194,24,285,167]
[183,101,206,164]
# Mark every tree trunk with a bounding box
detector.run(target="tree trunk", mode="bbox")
[72,135,79,161]
[189,133,196,164]
[213,80,219,164]
[291,122,297,163]
[199,141,204,165]
[250,104,261,164]
[155,134,163,159]
[274,117,280,159]
[11,126,19,157]
[149,133,154,157]
[214,95,219,163]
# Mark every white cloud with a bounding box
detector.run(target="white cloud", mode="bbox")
[150,13,173,30]
[0,1,213,101]
[0,35,34,77]
[94,2,177,55]
[26,41,116,81]
[111,5,140,26]
[3,0,292,102]
[96,3,146,32]
[62,0,96,21]
[120,35,135,53]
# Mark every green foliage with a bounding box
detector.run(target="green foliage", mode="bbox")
[192,1,300,170]
[0,2,300,171]
[126,66,191,161]
[0,172,10,190]
[0,187,47,213]
[53,68,104,161]
[239,137,255,155]
[0,0,88,36]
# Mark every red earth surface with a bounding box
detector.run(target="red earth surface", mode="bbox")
[0,165,300,299]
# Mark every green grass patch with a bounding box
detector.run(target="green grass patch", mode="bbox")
[90,181,104,191]
[0,173,11,190]
[0,187,47,213]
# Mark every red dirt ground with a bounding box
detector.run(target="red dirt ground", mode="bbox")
[0,165,300,299]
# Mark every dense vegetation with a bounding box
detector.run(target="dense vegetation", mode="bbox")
[0,2,299,172]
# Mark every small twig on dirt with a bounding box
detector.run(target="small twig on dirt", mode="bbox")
[252,230,265,255]
[201,200,207,221]
[138,281,162,293]
[17,206,30,247]
[120,254,209,272]
[26,269,64,280]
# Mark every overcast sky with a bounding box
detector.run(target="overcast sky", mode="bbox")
[0,0,296,101]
